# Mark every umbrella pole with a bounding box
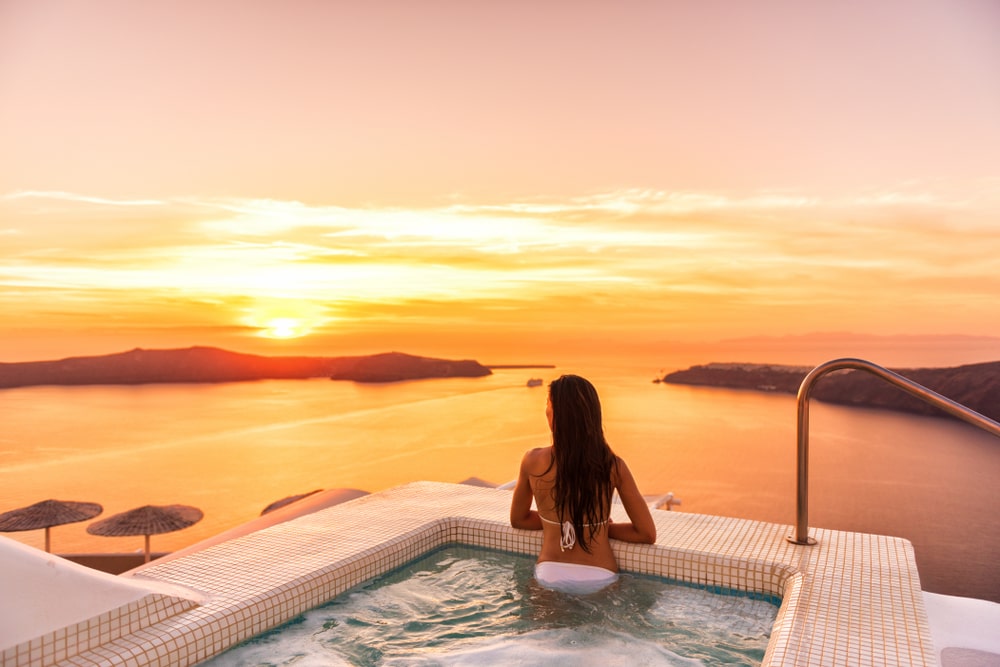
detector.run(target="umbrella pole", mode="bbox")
[45,526,51,553]
[144,534,151,563]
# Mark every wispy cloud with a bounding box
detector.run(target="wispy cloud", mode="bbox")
[4,190,165,206]
[1,185,997,346]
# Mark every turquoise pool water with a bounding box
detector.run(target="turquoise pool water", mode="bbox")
[205,546,779,666]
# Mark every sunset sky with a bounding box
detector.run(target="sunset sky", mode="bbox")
[2,1,999,365]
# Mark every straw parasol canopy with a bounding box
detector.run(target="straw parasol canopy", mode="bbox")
[87,504,203,562]
[0,499,103,552]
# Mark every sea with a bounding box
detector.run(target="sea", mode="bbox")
[1,360,998,602]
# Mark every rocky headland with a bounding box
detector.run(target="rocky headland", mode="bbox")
[662,361,1000,421]
[0,347,492,388]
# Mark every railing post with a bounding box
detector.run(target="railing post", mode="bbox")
[787,358,1000,547]
[787,361,833,545]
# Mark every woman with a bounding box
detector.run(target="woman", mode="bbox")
[510,374,656,594]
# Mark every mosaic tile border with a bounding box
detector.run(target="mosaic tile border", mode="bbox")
[2,482,934,667]
[1,595,197,667]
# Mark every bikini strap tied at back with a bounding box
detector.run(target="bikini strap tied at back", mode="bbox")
[559,520,576,551]
[538,514,608,551]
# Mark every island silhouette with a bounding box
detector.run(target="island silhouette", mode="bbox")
[662,361,999,421]
[0,347,492,388]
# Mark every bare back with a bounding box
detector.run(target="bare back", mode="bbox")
[521,446,619,571]
[511,445,657,569]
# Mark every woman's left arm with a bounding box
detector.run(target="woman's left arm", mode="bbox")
[510,451,542,530]
[607,457,657,543]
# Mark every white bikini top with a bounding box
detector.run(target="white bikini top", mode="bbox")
[539,514,609,551]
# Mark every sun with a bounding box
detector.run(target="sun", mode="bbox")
[242,299,330,340]
[263,318,303,339]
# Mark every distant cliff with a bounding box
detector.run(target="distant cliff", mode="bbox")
[327,351,493,383]
[0,347,492,388]
[662,361,1000,421]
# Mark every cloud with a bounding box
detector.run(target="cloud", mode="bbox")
[2,185,998,346]
[3,190,164,206]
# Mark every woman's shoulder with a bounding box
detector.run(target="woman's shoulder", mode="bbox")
[611,454,630,481]
[521,446,554,474]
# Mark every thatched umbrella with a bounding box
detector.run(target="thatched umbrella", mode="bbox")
[87,504,203,563]
[0,499,103,552]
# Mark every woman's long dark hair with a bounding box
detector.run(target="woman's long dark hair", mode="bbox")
[545,374,617,553]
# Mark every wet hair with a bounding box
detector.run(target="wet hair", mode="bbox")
[545,374,617,553]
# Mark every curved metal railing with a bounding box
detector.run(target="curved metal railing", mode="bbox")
[788,358,1000,545]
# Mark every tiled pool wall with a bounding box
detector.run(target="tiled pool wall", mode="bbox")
[1,595,198,667]
[1,482,934,667]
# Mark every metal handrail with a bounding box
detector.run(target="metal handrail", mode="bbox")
[788,358,1000,546]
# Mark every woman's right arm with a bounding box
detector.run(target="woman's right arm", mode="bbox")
[607,457,657,544]
[510,450,542,530]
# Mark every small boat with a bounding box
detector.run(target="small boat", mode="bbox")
[526,378,543,387]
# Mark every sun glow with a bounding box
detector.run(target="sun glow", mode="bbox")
[263,318,303,339]
[241,299,331,340]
